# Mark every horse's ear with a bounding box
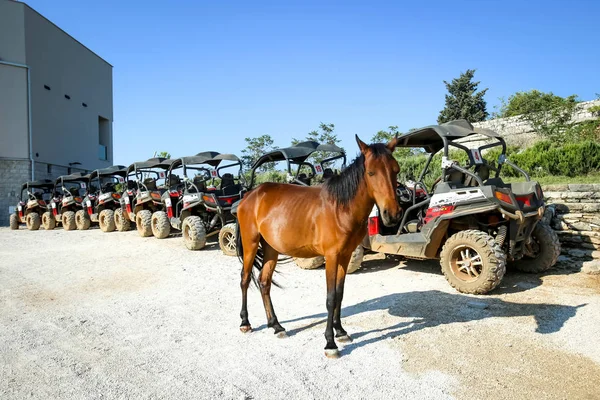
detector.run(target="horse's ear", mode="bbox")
[386,134,400,152]
[355,135,369,154]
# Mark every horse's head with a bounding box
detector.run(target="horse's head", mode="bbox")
[356,135,401,226]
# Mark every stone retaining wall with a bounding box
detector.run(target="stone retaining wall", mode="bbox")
[542,183,600,274]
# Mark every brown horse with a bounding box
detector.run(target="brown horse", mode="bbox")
[236,135,401,357]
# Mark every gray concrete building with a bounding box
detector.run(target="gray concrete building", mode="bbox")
[0,0,113,225]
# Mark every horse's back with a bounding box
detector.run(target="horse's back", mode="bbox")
[238,182,329,257]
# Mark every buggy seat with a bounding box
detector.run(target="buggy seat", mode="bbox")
[220,173,242,196]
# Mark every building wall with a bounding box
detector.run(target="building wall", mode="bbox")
[0,159,31,226]
[0,1,26,63]
[0,1,29,159]
[0,0,114,226]
[24,5,114,170]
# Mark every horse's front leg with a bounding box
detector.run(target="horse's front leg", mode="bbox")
[324,256,339,358]
[333,260,352,343]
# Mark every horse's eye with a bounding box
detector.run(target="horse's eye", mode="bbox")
[368,171,375,176]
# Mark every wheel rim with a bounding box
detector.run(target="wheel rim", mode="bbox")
[523,237,541,259]
[223,231,236,252]
[450,245,483,282]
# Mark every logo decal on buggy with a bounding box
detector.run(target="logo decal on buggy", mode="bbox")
[429,189,486,207]
[80,182,87,189]
[210,170,218,178]
[470,149,483,165]
[159,172,165,179]
[118,177,125,183]
[315,165,323,175]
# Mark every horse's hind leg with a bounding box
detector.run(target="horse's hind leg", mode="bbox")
[333,262,352,342]
[240,227,260,333]
[259,242,286,337]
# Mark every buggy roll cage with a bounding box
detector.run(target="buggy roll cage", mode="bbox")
[20,180,54,201]
[166,152,243,194]
[54,172,89,198]
[248,141,346,188]
[393,119,531,235]
[87,165,128,195]
[397,119,530,193]
[125,157,171,192]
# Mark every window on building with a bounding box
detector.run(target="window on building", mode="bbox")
[44,85,51,90]
[64,94,71,100]
[67,167,72,174]
[47,164,52,174]
[99,116,110,161]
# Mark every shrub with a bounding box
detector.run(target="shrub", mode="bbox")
[394,140,600,186]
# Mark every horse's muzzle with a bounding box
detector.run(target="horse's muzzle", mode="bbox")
[380,208,401,227]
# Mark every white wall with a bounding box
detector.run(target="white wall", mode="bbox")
[0,1,28,159]
[24,4,114,170]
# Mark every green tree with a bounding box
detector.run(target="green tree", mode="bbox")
[438,69,488,124]
[497,90,580,143]
[371,126,424,160]
[292,122,343,163]
[241,134,277,172]
[155,151,171,159]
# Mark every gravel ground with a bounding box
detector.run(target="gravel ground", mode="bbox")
[1,227,600,400]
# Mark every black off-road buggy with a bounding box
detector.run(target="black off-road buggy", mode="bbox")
[44,172,88,231]
[236,141,368,271]
[152,152,244,252]
[117,157,171,236]
[10,180,54,230]
[364,119,561,294]
[247,141,347,188]
[76,165,127,232]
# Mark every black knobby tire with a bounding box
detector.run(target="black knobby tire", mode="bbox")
[26,212,41,231]
[440,230,506,295]
[136,210,153,237]
[99,209,116,232]
[218,223,238,256]
[10,214,19,230]
[182,216,206,250]
[75,210,91,230]
[114,208,131,232]
[347,246,365,274]
[151,211,171,239]
[42,211,55,230]
[512,223,561,273]
[62,211,76,231]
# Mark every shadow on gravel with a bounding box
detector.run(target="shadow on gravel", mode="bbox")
[280,290,586,355]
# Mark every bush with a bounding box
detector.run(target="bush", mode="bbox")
[394,140,600,186]
[499,140,600,178]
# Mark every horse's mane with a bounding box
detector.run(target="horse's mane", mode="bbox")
[324,143,390,206]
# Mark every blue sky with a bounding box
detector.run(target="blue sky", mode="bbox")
[25,0,600,166]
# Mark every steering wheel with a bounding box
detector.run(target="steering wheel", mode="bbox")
[396,181,412,203]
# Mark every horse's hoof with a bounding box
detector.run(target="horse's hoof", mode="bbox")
[240,325,252,333]
[275,331,288,338]
[336,334,353,343]
[324,349,340,359]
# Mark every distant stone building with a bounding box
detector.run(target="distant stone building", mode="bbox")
[0,0,113,225]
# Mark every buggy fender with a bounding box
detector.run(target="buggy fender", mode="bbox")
[421,203,499,258]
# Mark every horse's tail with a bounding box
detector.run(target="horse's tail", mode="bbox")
[235,221,266,288]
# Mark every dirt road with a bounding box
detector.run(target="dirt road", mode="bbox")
[1,227,599,399]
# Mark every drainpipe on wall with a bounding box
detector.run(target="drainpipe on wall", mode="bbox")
[0,60,34,180]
